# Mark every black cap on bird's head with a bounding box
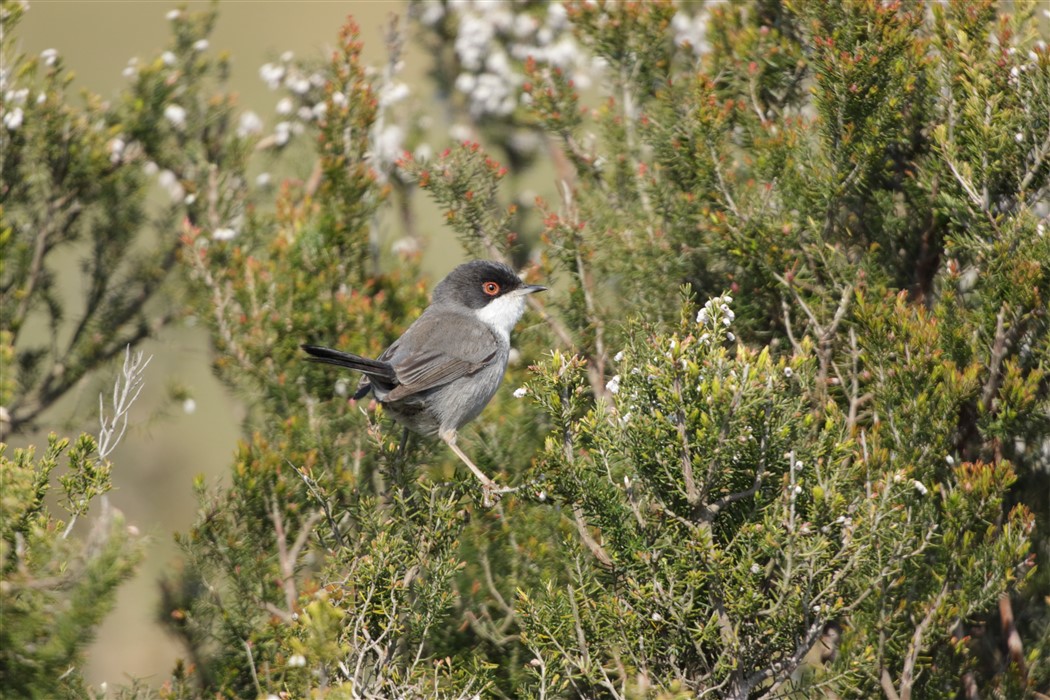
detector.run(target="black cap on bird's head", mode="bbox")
[432,260,546,310]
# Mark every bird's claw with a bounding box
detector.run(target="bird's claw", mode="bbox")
[480,480,518,508]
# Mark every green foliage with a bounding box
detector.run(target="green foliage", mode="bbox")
[0,435,143,699]
[3,1,1049,699]
[519,291,1035,696]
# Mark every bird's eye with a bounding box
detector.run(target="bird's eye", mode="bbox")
[482,281,501,296]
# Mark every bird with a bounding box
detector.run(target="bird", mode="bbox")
[302,259,545,504]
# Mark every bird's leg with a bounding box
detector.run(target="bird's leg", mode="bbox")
[396,427,412,463]
[388,427,414,501]
[439,430,514,507]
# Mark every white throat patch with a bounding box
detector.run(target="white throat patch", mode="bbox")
[474,292,527,342]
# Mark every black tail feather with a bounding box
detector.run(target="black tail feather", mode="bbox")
[301,344,397,380]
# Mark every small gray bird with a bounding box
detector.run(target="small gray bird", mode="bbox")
[302,260,545,503]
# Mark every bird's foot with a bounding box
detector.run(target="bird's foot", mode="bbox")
[480,479,518,508]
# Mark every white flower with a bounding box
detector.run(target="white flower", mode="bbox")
[696,308,709,325]
[192,39,209,52]
[40,48,58,66]
[288,76,311,95]
[108,136,126,163]
[605,375,621,394]
[449,123,473,142]
[182,398,197,414]
[537,490,547,502]
[380,81,410,108]
[390,237,419,258]
[912,479,928,496]
[3,107,24,130]
[1015,132,1024,143]
[163,103,187,128]
[161,51,177,67]
[256,172,272,188]
[793,484,803,495]
[288,654,306,668]
[651,612,662,622]
[784,367,793,378]
[750,563,762,575]
[212,227,237,241]
[945,455,955,466]
[166,9,181,21]
[259,62,285,90]
[280,50,294,62]
[331,91,348,107]
[5,88,28,104]
[414,143,433,161]
[311,102,327,120]
[419,0,444,26]
[274,121,292,146]
[237,110,263,137]
[726,332,735,341]
[671,10,710,55]
[614,350,624,362]
[455,12,495,71]
[374,123,404,167]
[276,97,294,115]
[455,72,477,95]
[513,387,528,399]
[157,169,185,202]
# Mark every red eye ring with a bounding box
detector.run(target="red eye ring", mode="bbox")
[482,281,501,296]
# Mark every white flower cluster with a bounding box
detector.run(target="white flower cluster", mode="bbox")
[695,293,736,342]
[420,1,593,119]
[2,87,28,130]
[670,9,711,57]
[371,68,413,172]
[257,51,326,148]
[1005,43,1047,87]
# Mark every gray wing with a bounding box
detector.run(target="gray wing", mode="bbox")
[378,310,502,402]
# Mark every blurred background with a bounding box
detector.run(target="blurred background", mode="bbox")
[14,0,445,688]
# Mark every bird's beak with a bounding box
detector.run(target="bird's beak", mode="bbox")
[518,284,547,295]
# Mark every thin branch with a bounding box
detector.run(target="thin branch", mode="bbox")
[980,303,1009,413]
[899,581,950,700]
